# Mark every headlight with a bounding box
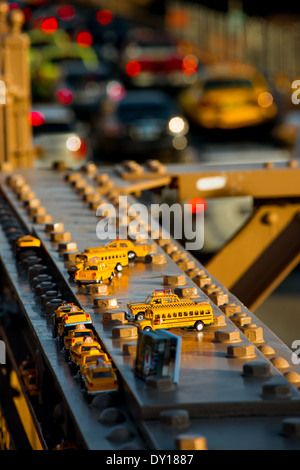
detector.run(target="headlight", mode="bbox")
[168,116,189,135]
[257,91,273,108]
[66,135,81,152]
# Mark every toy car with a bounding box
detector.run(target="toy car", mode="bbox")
[52,302,84,338]
[138,300,214,332]
[69,337,103,373]
[67,245,128,278]
[24,372,38,397]
[14,235,41,259]
[19,359,36,381]
[57,310,92,343]
[74,262,115,285]
[63,324,96,352]
[126,289,184,321]
[81,358,118,399]
[104,239,150,260]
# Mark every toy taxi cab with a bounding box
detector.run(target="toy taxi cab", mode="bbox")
[81,357,118,397]
[68,240,130,278]
[74,262,115,285]
[79,350,110,377]
[19,359,36,381]
[138,299,214,332]
[63,324,96,352]
[126,289,185,321]
[69,337,103,372]
[15,234,41,259]
[104,239,150,260]
[24,372,38,397]
[57,309,92,342]
[52,302,84,338]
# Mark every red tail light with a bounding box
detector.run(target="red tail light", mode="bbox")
[125,60,142,77]
[65,316,68,321]
[187,197,207,214]
[72,338,75,344]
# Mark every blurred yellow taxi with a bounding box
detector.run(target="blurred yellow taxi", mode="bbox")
[179,63,277,130]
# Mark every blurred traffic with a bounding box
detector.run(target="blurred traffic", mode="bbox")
[6,0,297,171]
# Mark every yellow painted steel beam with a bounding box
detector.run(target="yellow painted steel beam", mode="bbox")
[206,202,300,311]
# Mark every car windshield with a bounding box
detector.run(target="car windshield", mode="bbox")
[203,79,253,90]
[93,371,113,378]
[76,254,88,263]
[117,103,170,121]
[33,122,74,134]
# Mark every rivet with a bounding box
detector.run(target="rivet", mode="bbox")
[242,361,271,378]
[282,418,300,437]
[270,356,290,370]
[160,409,190,429]
[262,380,292,399]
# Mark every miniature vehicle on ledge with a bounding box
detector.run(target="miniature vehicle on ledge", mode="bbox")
[19,359,36,381]
[81,358,118,398]
[138,300,214,332]
[57,310,92,342]
[103,239,150,259]
[24,373,38,397]
[69,337,103,372]
[15,235,41,259]
[67,241,130,278]
[74,262,115,285]
[63,324,96,352]
[126,289,185,321]
[52,303,84,338]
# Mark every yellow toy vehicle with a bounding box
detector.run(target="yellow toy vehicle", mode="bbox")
[52,303,85,338]
[81,358,118,399]
[69,337,103,372]
[104,239,150,260]
[74,262,115,285]
[126,289,184,321]
[19,359,36,381]
[138,300,214,332]
[63,324,96,352]
[57,309,92,342]
[24,372,38,397]
[15,235,41,259]
[68,241,129,278]
[79,350,110,377]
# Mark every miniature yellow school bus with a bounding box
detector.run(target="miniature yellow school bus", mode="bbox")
[138,301,214,332]
[68,247,128,277]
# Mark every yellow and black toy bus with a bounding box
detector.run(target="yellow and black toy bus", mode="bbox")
[138,301,214,332]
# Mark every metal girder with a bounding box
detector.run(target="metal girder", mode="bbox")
[206,202,300,311]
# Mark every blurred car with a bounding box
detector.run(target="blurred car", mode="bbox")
[31,104,90,168]
[179,63,278,130]
[271,110,300,151]
[55,60,115,118]
[119,27,199,88]
[95,89,189,159]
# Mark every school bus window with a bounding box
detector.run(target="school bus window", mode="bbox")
[167,313,172,318]
[155,315,160,320]
[173,313,177,317]
[200,310,204,315]
[162,314,166,319]
[184,312,188,316]
[189,311,193,316]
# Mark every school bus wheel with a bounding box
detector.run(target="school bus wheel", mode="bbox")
[128,251,136,260]
[194,321,204,331]
[143,326,152,331]
[136,312,145,321]
[116,263,123,272]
